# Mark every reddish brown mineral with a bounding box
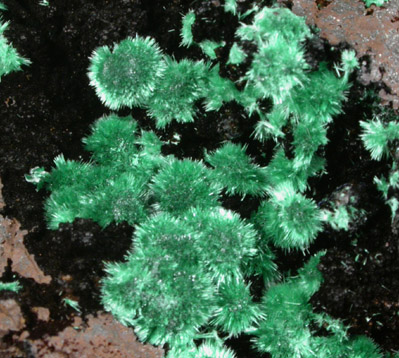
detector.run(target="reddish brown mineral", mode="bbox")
[0,215,51,284]
[29,313,164,358]
[290,0,399,107]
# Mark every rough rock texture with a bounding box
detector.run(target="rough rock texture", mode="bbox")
[290,0,399,108]
[28,313,164,358]
[31,307,51,323]
[0,215,51,284]
[0,299,25,339]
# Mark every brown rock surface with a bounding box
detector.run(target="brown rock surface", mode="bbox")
[29,313,164,358]
[0,299,25,339]
[291,0,399,107]
[0,215,51,284]
[32,307,51,322]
